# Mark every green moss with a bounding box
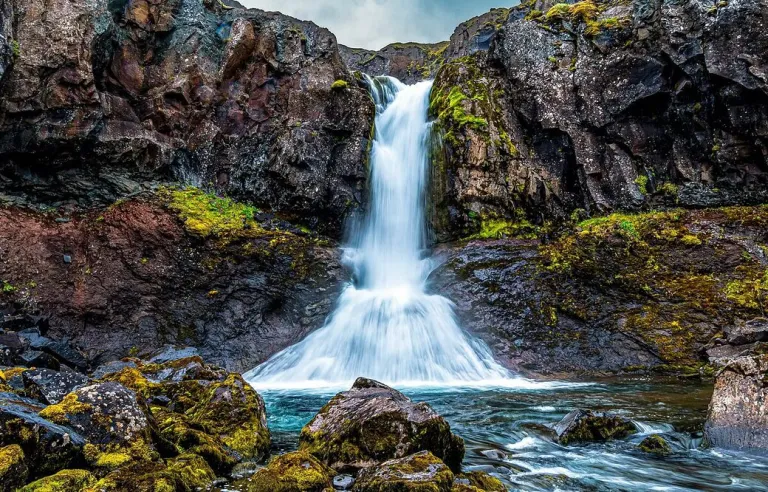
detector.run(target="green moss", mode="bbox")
[657,182,679,197]
[634,175,649,195]
[162,187,259,238]
[19,469,96,492]
[638,434,672,455]
[11,40,20,58]
[89,454,215,492]
[39,393,92,425]
[456,471,506,491]
[244,451,334,491]
[469,217,539,240]
[545,3,572,20]
[0,444,26,486]
[724,270,768,311]
[1,280,16,294]
[331,80,349,90]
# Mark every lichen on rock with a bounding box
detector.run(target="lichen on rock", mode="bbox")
[238,451,335,491]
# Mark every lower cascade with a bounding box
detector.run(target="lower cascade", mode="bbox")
[245,77,513,389]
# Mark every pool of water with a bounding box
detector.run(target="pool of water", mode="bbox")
[260,377,768,491]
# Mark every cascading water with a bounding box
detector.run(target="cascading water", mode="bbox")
[246,76,514,389]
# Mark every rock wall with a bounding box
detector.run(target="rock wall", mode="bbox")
[0,0,374,237]
[428,0,768,240]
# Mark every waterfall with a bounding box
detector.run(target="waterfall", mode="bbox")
[245,76,514,389]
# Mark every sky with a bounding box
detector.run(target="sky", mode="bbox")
[243,0,517,50]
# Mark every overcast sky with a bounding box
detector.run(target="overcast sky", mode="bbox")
[243,0,517,50]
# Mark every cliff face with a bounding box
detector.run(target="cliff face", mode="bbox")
[0,0,374,237]
[429,0,768,240]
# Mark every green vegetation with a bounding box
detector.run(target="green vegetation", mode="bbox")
[39,394,92,425]
[538,1,629,38]
[468,215,540,240]
[245,452,334,491]
[634,175,649,195]
[19,469,96,492]
[2,280,16,293]
[162,187,259,238]
[10,40,20,58]
[331,79,349,90]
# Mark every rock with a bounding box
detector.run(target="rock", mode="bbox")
[88,454,215,491]
[0,444,28,492]
[451,471,505,492]
[0,332,23,352]
[17,350,59,371]
[724,319,768,346]
[41,340,88,371]
[238,451,335,492]
[0,392,86,477]
[16,329,50,350]
[38,382,150,448]
[333,474,355,490]
[554,410,637,445]
[638,434,672,455]
[148,346,200,365]
[17,469,96,492]
[2,368,27,392]
[91,360,137,380]
[22,369,90,404]
[704,352,768,454]
[341,42,449,85]
[352,451,455,492]
[299,378,464,473]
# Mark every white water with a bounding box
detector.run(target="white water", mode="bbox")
[246,77,540,390]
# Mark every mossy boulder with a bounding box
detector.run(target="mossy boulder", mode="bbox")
[554,410,637,445]
[238,451,335,492]
[451,471,505,491]
[353,451,455,492]
[18,469,96,492]
[0,392,86,478]
[0,444,28,491]
[299,378,465,473]
[86,454,215,492]
[638,434,672,455]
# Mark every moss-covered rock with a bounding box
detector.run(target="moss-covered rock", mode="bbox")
[638,435,672,455]
[299,378,464,473]
[353,451,455,492]
[554,410,637,445]
[86,454,215,492]
[238,451,335,492]
[18,469,96,492]
[0,444,28,491]
[451,471,505,491]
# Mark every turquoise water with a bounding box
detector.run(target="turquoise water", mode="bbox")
[261,378,768,491]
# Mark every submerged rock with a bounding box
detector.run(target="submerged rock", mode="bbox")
[239,451,335,492]
[554,410,637,445]
[638,435,672,456]
[299,378,465,472]
[352,451,455,492]
[705,351,768,455]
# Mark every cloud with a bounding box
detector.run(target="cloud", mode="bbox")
[241,0,516,50]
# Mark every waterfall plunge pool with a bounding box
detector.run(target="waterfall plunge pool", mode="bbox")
[258,378,768,491]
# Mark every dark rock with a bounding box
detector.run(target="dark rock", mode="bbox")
[453,471,506,492]
[724,319,768,346]
[22,368,90,404]
[0,444,27,492]
[554,410,637,445]
[0,392,86,477]
[17,350,60,371]
[638,434,672,455]
[90,360,137,380]
[148,346,200,364]
[352,451,455,492]
[41,340,88,371]
[0,332,23,351]
[299,377,465,472]
[17,330,51,350]
[341,42,449,85]
[705,352,768,455]
[333,474,355,490]
[238,451,334,492]
[85,454,214,491]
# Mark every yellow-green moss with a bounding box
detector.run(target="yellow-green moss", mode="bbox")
[244,451,334,492]
[634,175,649,195]
[331,80,349,90]
[455,471,506,492]
[0,444,25,476]
[19,469,97,492]
[469,217,539,240]
[724,270,768,311]
[162,187,259,238]
[39,393,92,425]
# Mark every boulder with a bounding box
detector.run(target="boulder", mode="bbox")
[299,378,465,472]
[88,454,215,491]
[352,451,455,492]
[704,352,768,454]
[0,444,28,491]
[452,471,505,492]
[724,319,768,346]
[16,469,96,492]
[0,392,86,477]
[22,369,90,404]
[38,382,150,448]
[638,435,671,456]
[91,360,138,380]
[554,410,637,445]
[148,346,200,365]
[16,350,59,371]
[238,451,335,492]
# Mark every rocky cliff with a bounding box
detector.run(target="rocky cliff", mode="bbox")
[0,0,374,237]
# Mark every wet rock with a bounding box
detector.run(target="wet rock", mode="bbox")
[238,451,334,492]
[17,350,59,371]
[91,360,137,380]
[453,471,506,492]
[38,382,150,447]
[0,444,28,491]
[638,434,672,455]
[724,319,768,346]
[17,469,96,492]
[88,454,215,491]
[22,369,90,404]
[705,352,768,454]
[0,392,86,477]
[353,451,455,492]
[148,346,200,365]
[554,410,637,445]
[333,473,355,490]
[299,378,465,472]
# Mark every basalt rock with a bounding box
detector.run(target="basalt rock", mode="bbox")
[299,378,465,473]
[341,42,449,85]
[0,0,375,238]
[554,410,637,445]
[704,349,768,455]
[21,368,90,405]
[352,451,455,492]
[427,0,768,240]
